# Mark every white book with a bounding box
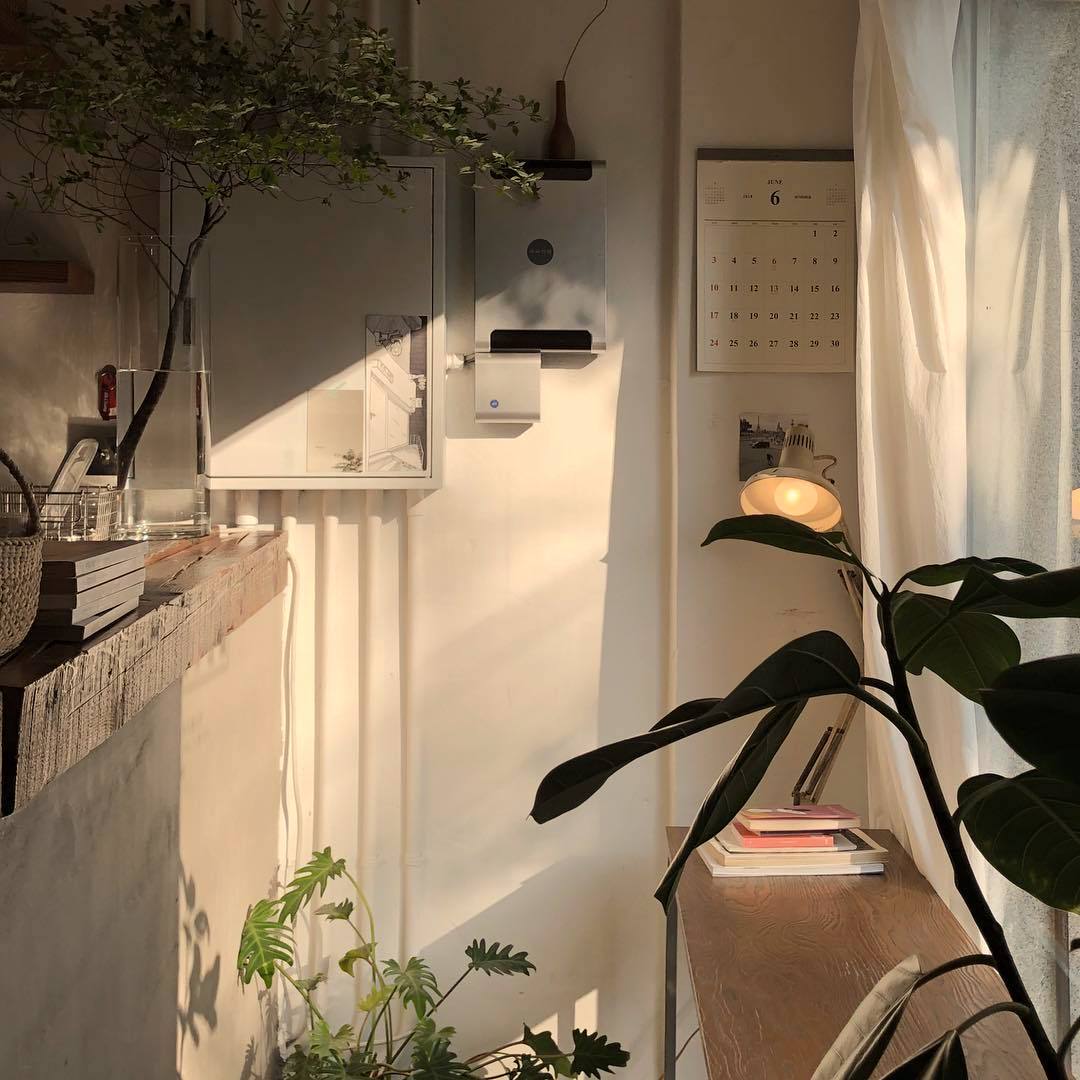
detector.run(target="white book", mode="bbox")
[698,841,885,878]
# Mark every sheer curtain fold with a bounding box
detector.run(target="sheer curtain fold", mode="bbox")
[854,0,974,920]
[855,0,1079,1033]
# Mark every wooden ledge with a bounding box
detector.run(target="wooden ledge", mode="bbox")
[668,827,1041,1078]
[0,530,287,814]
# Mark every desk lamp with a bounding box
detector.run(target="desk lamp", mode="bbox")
[740,423,861,803]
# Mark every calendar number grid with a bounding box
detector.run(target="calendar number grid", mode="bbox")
[696,156,855,374]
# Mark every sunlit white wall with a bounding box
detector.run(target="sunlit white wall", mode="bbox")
[0,1,865,1073]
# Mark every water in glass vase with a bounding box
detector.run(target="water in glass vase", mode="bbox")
[118,368,211,538]
[117,235,212,539]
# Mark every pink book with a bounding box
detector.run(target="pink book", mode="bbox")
[732,820,837,848]
[737,804,860,834]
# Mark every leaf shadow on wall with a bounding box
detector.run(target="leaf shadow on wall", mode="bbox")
[176,863,220,1076]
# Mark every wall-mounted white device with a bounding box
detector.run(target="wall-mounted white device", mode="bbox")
[474,352,541,423]
[475,160,607,357]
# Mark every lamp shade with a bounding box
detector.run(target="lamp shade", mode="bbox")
[739,423,843,532]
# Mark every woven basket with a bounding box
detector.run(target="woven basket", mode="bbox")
[0,448,43,657]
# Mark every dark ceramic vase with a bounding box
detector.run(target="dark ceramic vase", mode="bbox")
[545,79,576,159]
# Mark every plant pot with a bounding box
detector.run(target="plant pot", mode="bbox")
[117,235,211,539]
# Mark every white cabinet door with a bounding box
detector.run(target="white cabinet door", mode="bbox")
[170,159,444,489]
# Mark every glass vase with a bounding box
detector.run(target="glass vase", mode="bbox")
[117,235,211,539]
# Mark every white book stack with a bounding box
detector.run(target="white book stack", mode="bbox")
[697,805,889,878]
[31,540,149,643]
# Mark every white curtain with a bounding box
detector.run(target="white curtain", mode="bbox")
[855,0,1079,1034]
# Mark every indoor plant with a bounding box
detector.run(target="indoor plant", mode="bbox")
[0,0,539,532]
[531,514,1080,1078]
[238,847,630,1079]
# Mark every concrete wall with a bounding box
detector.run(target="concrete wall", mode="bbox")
[0,597,283,1079]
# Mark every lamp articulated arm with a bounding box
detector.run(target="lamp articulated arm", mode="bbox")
[739,422,861,805]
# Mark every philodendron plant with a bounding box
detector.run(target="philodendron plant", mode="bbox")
[238,848,630,1079]
[531,514,1080,1079]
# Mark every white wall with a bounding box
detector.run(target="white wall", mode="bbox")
[674,0,864,820]
[671,5,863,1074]
[0,597,283,1079]
[0,2,864,1075]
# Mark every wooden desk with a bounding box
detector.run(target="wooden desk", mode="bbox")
[667,827,1041,1079]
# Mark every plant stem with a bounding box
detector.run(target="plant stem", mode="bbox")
[276,962,328,1027]
[385,966,473,1066]
[878,591,1066,1080]
[115,202,215,488]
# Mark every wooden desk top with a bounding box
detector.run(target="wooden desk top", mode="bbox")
[668,827,1041,1079]
[0,531,286,814]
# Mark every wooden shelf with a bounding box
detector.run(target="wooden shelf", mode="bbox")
[0,531,287,813]
[667,826,1041,1079]
[0,259,95,295]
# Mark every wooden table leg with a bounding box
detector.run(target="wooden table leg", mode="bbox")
[665,895,678,1079]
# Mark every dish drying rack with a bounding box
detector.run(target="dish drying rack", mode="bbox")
[0,487,122,541]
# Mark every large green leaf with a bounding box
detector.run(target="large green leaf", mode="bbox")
[509,1057,551,1080]
[981,655,1080,782]
[338,944,375,977]
[902,556,1045,588]
[650,696,723,732]
[522,1026,571,1077]
[410,1039,473,1079]
[308,1022,355,1061]
[280,848,347,922]
[315,899,355,922]
[237,898,293,988]
[952,564,1080,618]
[811,955,922,1080]
[701,515,856,564]
[820,955,992,1080]
[384,956,439,1018]
[892,592,1019,701]
[956,770,1080,912]
[413,1016,457,1055]
[465,938,535,977]
[654,701,806,909]
[880,1032,967,1078]
[569,1029,630,1077]
[530,631,860,823]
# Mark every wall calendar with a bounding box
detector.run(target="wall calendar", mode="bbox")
[696,150,855,374]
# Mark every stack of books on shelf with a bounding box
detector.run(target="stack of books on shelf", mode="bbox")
[698,804,888,878]
[31,540,149,643]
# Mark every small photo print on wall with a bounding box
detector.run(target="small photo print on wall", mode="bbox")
[365,315,429,476]
[739,412,808,480]
[307,389,366,474]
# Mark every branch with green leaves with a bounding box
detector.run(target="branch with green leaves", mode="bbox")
[532,513,1080,1078]
[0,0,542,486]
[238,848,629,1079]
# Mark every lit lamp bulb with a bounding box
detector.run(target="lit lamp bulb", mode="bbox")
[740,422,843,532]
[774,478,820,517]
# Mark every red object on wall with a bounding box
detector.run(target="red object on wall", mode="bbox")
[96,364,117,420]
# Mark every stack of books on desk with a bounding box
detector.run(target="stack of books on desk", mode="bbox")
[31,540,149,643]
[699,804,887,878]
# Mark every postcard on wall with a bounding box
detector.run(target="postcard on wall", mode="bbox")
[364,315,429,476]
[307,389,366,474]
[739,411,808,480]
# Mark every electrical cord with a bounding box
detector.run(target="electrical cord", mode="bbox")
[657,1027,701,1080]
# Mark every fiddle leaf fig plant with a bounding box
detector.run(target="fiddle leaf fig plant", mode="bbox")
[0,0,541,487]
[239,848,630,1079]
[531,514,1080,1078]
